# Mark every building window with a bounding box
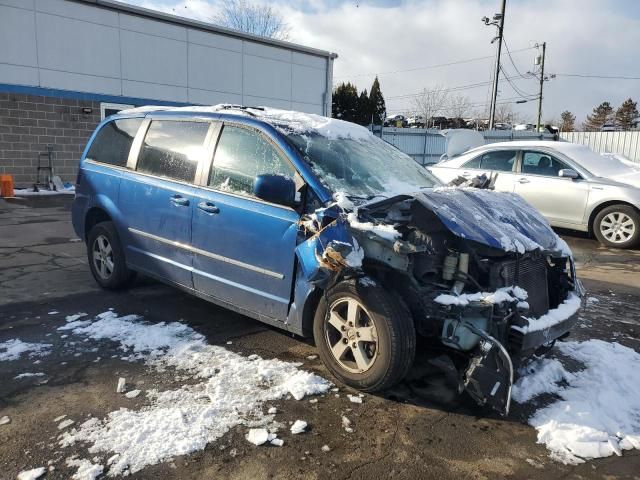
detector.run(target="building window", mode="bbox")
[100,102,135,120]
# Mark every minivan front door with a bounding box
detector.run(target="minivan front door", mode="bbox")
[191,124,300,321]
[119,118,213,287]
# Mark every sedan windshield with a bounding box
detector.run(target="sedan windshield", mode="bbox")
[285,131,440,198]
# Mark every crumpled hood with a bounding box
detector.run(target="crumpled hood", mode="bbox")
[410,188,568,255]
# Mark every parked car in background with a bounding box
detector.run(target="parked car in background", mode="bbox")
[513,123,536,131]
[407,115,425,128]
[384,114,407,127]
[429,141,640,248]
[72,106,582,415]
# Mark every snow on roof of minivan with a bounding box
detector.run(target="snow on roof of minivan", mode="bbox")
[119,105,373,141]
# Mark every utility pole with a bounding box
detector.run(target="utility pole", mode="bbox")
[536,42,547,131]
[483,0,506,130]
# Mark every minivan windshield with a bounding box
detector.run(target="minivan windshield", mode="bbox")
[285,131,441,198]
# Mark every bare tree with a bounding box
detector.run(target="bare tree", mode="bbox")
[447,94,472,119]
[213,0,290,40]
[494,103,517,124]
[411,85,449,127]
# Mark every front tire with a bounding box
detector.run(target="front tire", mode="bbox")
[593,205,640,249]
[87,221,135,289]
[313,280,416,392]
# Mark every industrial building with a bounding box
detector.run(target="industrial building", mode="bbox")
[0,0,336,186]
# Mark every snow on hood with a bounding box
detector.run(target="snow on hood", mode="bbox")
[119,104,373,141]
[415,188,571,255]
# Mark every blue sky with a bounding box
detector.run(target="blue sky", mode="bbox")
[126,0,640,124]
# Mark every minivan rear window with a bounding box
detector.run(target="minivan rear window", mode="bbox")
[86,118,142,167]
[137,120,210,183]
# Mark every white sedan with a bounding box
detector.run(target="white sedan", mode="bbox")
[428,141,640,248]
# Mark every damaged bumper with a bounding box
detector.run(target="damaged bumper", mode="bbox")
[443,284,584,416]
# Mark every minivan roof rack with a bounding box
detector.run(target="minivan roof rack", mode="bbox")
[218,105,265,117]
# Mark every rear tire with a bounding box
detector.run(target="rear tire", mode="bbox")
[313,280,416,392]
[593,205,640,249]
[87,221,135,289]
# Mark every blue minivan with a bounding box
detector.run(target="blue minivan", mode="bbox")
[72,105,583,414]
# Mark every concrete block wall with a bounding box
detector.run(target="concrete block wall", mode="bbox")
[0,91,100,186]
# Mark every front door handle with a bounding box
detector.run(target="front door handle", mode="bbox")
[170,195,190,206]
[517,178,530,184]
[197,201,220,214]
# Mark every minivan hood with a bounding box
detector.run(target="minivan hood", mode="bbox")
[365,187,567,255]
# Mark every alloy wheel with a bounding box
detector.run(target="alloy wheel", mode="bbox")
[325,297,379,374]
[599,212,636,244]
[92,234,114,280]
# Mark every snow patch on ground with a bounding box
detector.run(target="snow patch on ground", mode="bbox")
[0,339,52,361]
[14,186,75,196]
[66,457,104,480]
[59,311,330,476]
[14,372,45,379]
[514,340,640,464]
[17,467,46,480]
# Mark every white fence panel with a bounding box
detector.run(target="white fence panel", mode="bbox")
[559,131,640,163]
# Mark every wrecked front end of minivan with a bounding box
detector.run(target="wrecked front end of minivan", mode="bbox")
[296,187,584,416]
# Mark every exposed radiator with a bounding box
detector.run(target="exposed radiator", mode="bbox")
[493,257,549,318]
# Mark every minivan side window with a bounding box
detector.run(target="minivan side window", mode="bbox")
[136,120,210,183]
[209,125,295,197]
[86,118,142,167]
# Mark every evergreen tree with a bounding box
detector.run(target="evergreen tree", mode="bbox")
[368,76,386,125]
[615,98,639,130]
[356,89,370,126]
[583,102,613,131]
[331,82,359,123]
[560,110,576,132]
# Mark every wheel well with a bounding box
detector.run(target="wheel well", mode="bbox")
[301,287,324,338]
[588,201,640,234]
[84,208,112,240]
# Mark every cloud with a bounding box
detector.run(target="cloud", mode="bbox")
[128,0,640,124]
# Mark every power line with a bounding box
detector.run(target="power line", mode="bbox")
[553,73,640,80]
[384,95,538,115]
[383,73,537,102]
[502,37,530,79]
[333,45,537,80]
[499,64,537,98]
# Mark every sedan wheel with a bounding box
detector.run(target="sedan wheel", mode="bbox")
[594,205,640,249]
[599,212,635,245]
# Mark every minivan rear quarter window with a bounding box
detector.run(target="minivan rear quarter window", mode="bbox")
[86,118,142,167]
[137,120,210,183]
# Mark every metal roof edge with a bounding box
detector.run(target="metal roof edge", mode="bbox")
[73,0,338,59]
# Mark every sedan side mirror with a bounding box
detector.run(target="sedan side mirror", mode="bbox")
[559,168,579,179]
[253,174,297,207]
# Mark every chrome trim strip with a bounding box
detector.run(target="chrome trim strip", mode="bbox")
[128,227,284,279]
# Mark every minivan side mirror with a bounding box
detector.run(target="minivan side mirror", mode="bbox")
[558,168,579,179]
[253,174,297,207]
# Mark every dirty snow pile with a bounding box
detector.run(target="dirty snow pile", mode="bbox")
[513,339,640,464]
[0,339,52,361]
[58,311,330,476]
